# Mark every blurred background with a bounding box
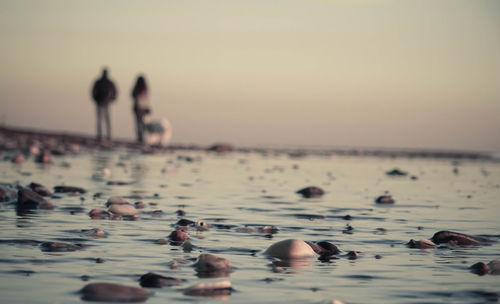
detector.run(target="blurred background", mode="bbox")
[0,0,499,151]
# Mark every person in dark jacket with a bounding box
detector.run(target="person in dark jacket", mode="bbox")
[92,68,117,141]
[131,75,150,143]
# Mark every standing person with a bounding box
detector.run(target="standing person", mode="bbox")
[131,75,150,144]
[91,68,117,141]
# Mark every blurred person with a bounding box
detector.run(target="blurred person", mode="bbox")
[131,75,150,143]
[91,68,117,141]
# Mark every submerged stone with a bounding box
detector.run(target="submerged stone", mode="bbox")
[28,182,52,197]
[108,204,138,216]
[105,196,130,207]
[40,242,85,252]
[470,262,489,276]
[375,195,395,204]
[296,186,324,198]
[430,231,491,246]
[139,272,184,288]
[168,230,189,245]
[407,238,436,249]
[79,282,150,302]
[386,168,408,176]
[54,185,86,194]
[194,253,233,277]
[264,239,316,259]
[17,188,55,213]
[35,150,53,164]
[184,280,232,298]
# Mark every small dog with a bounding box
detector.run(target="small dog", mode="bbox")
[144,118,173,146]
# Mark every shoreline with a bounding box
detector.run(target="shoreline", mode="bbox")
[0,125,495,161]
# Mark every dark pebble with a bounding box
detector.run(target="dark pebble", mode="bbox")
[375,195,395,204]
[17,188,55,214]
[176,218,195,226]
[40,242,85,252]
[430,231,491,246]
[139,272,184,288]
[28,182,52,196]
[54,185,86,194]
[79,282,151,302]
[470,262,489,276]
[386,168,408,176]
[296,186,325,198]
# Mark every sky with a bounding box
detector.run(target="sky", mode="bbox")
[0,0,499,151]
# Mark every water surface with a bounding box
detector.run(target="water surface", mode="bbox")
[1,150,499,303]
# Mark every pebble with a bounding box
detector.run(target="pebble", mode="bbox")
[386,168,408,176]
[89,209,111,220]
[79,282,151,302]
[375,195,395,204]
[407,238,436,249]
[12,153,25,164]
[264,239,316,259]
[184,280,232,298]
[196,220,210,231]
[194,253,233,277]
[471,260,500,276]
[83,228,106,238]
[154,238,168,245]
[53,185,86,194]
[168,230,189,245]
[316,241,340,256]
[347,251,360,259]
[139,272,184,287]
[35,150,53,164]
[108,204,138,216]
[296,186,325,198]
[105,196,130,207]
[40,242,86,252]
[28,182,52,197]
[430,231,491,246]
[134,201,145,209]
[17,188,55,213]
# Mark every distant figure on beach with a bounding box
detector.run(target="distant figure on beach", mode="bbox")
[92,68,117,141]
[131,75,150,144]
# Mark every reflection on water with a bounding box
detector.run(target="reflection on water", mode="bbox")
[0,151,499,303]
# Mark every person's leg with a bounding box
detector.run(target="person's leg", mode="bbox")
[135,113,142,143]
[96,104,102,140]
[104,105,111,140]
[138,115,145,143]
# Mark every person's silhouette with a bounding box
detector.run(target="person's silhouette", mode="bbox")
[91,68,117,141]
[131,75,150,143]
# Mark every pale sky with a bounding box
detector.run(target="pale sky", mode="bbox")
[1,0,499,151]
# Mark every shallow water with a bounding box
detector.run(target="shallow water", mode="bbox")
[1,150,499,303]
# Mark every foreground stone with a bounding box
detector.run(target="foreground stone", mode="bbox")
[407,238,436,249]
[28,182,52,197]
[430,231,491,246]
[296,186,324,198]
[79,282,151,302]
[17,188,55,213]
[106,196,130,207]
[108,204,138,216]
[139,272,184,287]
[54,185,86,194]
[375,195,395,204]
[194,254,233,277]
[40,242,86,252]
[470,260,500,276]
[184,280,232,298]
[264,239,316,259]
